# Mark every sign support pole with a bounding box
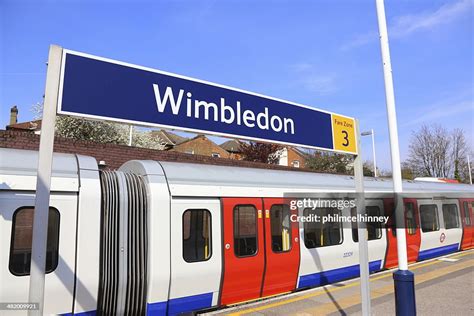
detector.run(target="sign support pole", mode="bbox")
[28,45,62,316]
[354,120,371,316]
[375,1,416,315]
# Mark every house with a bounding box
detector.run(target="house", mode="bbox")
[278,147,309,168]
[149,129,188,150]
[5,106,42,134]
[219,139,243,159]
[171,134,230,158]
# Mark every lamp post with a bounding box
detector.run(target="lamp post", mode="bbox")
[468,155,472,185]
[361,129,377,177]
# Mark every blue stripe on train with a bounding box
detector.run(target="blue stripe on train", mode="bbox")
[61,310,96,315]
[147,292,213,316]
[417,243,459,261]
[147,300,167,316]
[298,260,382,289]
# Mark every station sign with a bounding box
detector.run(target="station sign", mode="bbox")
[57,49,357,154]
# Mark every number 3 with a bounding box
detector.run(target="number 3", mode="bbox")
[342,130,349,147]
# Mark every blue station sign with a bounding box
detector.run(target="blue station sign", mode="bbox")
[57,49,357,154]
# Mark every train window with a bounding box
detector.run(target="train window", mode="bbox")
[351,206,382,242]
[9,207,60,276]
[463,202,471,226]
[182,209,212,262]
[442,204,459,229]
[234,205,258,257]
[405,203,417,235]
[270,204,291,253]
[420,204,439,232]
[304,208,342,248]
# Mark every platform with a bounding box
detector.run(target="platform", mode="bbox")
[204,249,474,315]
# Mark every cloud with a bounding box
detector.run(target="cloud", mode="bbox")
[403,99,474,127]
[390,0,472,38]
[341,31,378,51]
[289,63,338,95]
[342,0,472,50]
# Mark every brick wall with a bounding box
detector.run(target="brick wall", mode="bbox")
[0,129,321,173]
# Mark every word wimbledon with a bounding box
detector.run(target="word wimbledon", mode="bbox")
[153,84,295,134]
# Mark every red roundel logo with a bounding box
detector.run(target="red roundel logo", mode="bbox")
[440,233,446,243]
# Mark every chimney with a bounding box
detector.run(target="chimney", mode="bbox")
[9,106,18,125]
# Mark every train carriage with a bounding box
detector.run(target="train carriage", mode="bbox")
[0,148,472,315]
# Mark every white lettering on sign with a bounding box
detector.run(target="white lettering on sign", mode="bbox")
[153,84,295,135]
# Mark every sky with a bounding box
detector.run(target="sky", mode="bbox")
[1,0,473,172]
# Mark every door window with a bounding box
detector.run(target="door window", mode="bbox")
[351,206,382,242]
[442,204,460,229]
[182,209,212,262]
[9,207,60,276]
[420,204,439,232]
[463,202,472,226]
[304,208,342,248]
[270,204,291,253]
[234,205,258,257]
[405,202,418,235]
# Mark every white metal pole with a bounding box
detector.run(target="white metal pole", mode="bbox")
[371,129,377,177]
[468,155,472,185]
[29,45,62,316]
[128,125,133,146]
[375,0,408,270]
[354,120,371,316]
[375,1,416,315]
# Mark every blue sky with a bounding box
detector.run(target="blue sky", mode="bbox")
[1,0,473,172]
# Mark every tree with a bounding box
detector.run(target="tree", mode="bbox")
[406,124,471,182]
[240,142,283,164]
[451,129,468,182]
[32,102,166,150]
[363,161,375,177]
[407,124,451,178]
[305,151,353,174]
[401,162,415,180]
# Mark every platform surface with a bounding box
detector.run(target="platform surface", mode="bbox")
[204,249,474,316]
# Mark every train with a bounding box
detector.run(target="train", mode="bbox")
[0,148,473,315]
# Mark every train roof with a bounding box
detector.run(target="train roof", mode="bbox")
[1,148,472,197]
[0,148,97,191]
[120,160,474,198]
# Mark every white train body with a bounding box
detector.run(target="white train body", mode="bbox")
[0,148,473,315]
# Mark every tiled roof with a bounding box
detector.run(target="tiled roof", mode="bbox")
[150,129,188,146]
[6,120,42,131]
[220,139,242,152]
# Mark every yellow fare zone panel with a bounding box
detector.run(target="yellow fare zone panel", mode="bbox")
[332,114,357,154]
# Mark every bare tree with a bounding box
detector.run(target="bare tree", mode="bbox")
[451,129,467,181]
[407,125,451,177]
[406,124,471,182]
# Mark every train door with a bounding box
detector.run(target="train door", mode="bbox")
[168,198,222,315]
[384,198,421,268]
[0,192,77,315]
[220,198,265,305]
[261,198,300,297]
[459,199,473,250]
[403,199,421,262]
[417,199,461,260]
